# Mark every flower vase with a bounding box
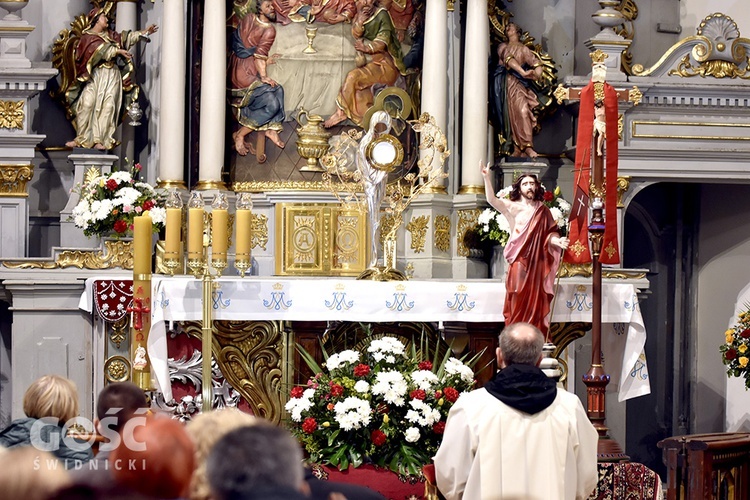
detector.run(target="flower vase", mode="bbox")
[491,244,507,279]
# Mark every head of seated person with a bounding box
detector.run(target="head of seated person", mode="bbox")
[186,408,258,500]
[0,447,72,500]
[206,422,310,500]
[111,416,194,499]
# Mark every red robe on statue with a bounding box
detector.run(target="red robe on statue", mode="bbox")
[503,203,562,336]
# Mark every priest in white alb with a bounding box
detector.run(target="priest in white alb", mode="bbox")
[433,322,599,500]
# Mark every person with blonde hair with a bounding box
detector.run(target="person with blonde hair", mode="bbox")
[0,375,93,468]
[186,408,259,500]
[0,447,72,500]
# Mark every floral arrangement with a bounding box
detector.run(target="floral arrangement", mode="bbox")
[71,161,166,237]
[720,306,750,389]
[285,336,478,476]
[476,184,571,247]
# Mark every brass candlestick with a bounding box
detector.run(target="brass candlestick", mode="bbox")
[234,193,253,278]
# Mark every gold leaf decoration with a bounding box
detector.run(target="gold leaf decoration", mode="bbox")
[434,215,451,252]
[406,215,429,253]
[0,100,24,130]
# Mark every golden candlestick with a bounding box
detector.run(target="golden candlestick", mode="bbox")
[210,194,229,276]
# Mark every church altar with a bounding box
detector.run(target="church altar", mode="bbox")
[79,276,651,404]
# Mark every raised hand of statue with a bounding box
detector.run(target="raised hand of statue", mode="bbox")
[551,236,570,251]
[145,24,158,36]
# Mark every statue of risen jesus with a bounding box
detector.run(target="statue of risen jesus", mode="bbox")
[481,162,568,336]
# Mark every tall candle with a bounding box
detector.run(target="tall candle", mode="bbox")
[133,213,153,276]
[212,208,229,260]
[188,207,204,259]
[235,209,251,257]
[165,207,182,258]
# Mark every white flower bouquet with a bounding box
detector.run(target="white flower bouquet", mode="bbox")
[71,162,166,237]
[285,335,479,476]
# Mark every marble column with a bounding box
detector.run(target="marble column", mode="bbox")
[195,0,227,191]
[115,0,138,164]
[420,0,448,193]
[458,0,489,194]
[157,0,187,190]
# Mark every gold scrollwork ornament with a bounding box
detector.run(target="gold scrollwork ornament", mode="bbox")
[0,100,24,130]
[406,215,429,253]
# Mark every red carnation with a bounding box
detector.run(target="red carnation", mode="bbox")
[290,386,304,398]
[410,389,426,400]
[371,429,387,447]
[443,387,460,403]
[543,191,554,202]
[741,329,750,339]
[142,200,155,211]
[725,349,738,360]
[113,219,128,234]
[302,417,317,434]
[353,364,371,377]
[432,421,446,435]
[418,361,433,371]
[134,163,143,171]
[329,383,344,397]
[106,179,118,190]
[434,390,443,399]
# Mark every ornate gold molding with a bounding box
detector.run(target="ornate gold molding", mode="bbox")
[434,215,450,252]
[109,317,128,349]
[406,215,429,253]
[104,356,130,383]
[251,213,268,251]
[634,14,750,78]
[615,0,638,74]
[156,180,188,190]
[379,213,397,247]
[616,176,630,208]
[3,240,136,270]
[0,100,24,130]
[233,181,336,192]
[183,320,287,423]
[558,262,593,278]
[457,209,481,257]
[0,164,33,196]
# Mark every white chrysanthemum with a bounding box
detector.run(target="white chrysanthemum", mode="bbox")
[371,370,407,406]
[354,380,370,393]
[411,370,439,391]
[284,388,316,422]
[368,337,406,362]
[149,206,166,225]
[135,181,156,194]
[549,207,564,227]
[444,358,474,384]
[327,349,360,371]
[405,399,442,427]
[90,199,114,221]
[333,397,371,431]
[478,208,494,225]
[114,187,141,207]
[495,213,511,232]
[404,427,421,443]
[556,198,571,214]
[109,171,132,183]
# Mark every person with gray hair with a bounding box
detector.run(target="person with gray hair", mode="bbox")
[434,322,599,499]
[206,423,309,500]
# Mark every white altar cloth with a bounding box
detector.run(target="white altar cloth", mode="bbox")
[125,276,650,404]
